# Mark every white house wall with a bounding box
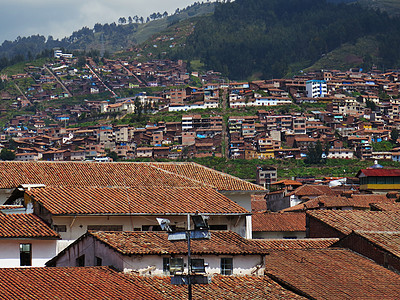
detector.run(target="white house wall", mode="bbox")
[53,237,265,276]
[0,239,57,268]
[52,215,248,241]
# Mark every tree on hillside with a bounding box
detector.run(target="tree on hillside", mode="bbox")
[391,128,399,144]
[0,149,15,161]
[305,141,324,165]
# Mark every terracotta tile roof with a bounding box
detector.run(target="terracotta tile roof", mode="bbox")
[0,161,263,192]
[0,162,203,189]
[251,238,338,250]
[271,179,302,186]
[307,210,400,235]
[150,162,266,191]
[88,231,262,255]
[370,202,400,211]
[131,275,306,299]
[0,267,159,299]
[252,213,306,232]
[351,230,400,258]
[0,205,23,210]
[265,248,400,299]
[283,194,393,212]
[0,213,59,238]
[26,186,249,215]
[287,184,339,197]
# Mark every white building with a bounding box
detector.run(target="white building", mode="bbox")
[17,185,251,244]
[306,80,327,98]
[47,231,267,276]
[0,213,59,267]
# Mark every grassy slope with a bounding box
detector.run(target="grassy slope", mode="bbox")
[358,0,400,16]
[305,36,380,71]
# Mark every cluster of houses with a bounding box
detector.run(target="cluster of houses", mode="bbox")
[1,161,400,298]
[3,63,400,161]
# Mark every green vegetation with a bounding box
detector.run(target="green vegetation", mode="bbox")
[372,141,394,152]
[186,157,400,181]
[173,0,400,80]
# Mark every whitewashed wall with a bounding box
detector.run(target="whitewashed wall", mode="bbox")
[52,236,265,276]
[52,215,248,241]
[0,239,58,268]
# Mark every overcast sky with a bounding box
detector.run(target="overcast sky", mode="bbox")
[0,0,207,44]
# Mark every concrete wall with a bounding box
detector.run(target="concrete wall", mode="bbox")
[0,239,57,268]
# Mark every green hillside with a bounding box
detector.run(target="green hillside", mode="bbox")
[170,0,400,80]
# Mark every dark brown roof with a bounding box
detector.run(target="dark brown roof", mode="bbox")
[0,214,59,238]
[265,248,400,299]
[26,186,249,215]
[130,275,306,300]
[0,267,159,299]
[252,213,306,232]
[307,210,400,235]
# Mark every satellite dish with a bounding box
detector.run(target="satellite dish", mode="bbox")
[156,218,172,232]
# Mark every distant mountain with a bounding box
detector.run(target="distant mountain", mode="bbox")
[170,0,400,79]
[0,2,215,69]
[2,0,400,80]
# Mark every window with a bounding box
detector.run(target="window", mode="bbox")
[191,259,206,273]
[163,257,170,274]
[95,256,102,266]
[53,225,67,233]
[221,258,233,275]
[20,243,32,266]
[87,225,123,231]
[76,255,85,267]
[209,225,228,230]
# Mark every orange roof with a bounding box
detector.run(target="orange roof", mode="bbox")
[265,249,400,299]
[370,202,400,211]
[26,186,249,215]
[283,194,393,212]
[0,267,159,299]
[287,184,339,197]
[87,231,262,255]
[307,210,400,235]
[349,230,400,258]
[251,238,338,250]
[0,162,263,192]
[0,214,59,238]
[131,275,306,299]
[150,162,265,191]
[252,212,306,232]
